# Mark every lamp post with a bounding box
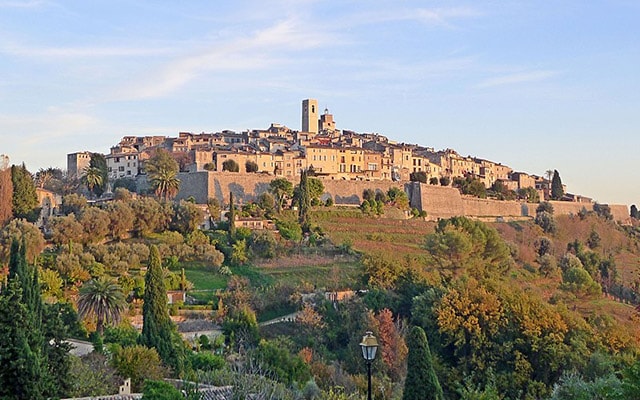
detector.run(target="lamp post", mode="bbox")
[360,331,378,400]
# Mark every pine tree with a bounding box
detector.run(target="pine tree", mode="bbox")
[298,169,311,232]
[551,169,564,200]
[402,326,443,400]
[140,245,186,376]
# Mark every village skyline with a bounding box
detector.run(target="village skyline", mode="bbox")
[1,1,638,205]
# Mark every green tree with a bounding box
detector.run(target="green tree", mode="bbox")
[11,164,39,221]
[631,205,639,219]
[245,160,259,173]
[77,277,127,336]
[0,240,70,399]
[297,168,312,232]
[145,149,180,201]
[110,345,167,392]
[228,192,237,240]
[142,379,183,400]
[551,170,564,200]
[269,178,294,212]
[403,326,443,400]
[170,200,204,234]
[140,245,186,376]
[89,153,109,197]
[410,171,428,183]
[222,159,240,172]
[82,166,104,199]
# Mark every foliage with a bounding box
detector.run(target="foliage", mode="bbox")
[110,345,167,392]
[140,245,187,377]
[0,166,13,226]
[78,276,127,336]
[0,218,45,264]
[410,170,428,183]
[189,352,225,371]
[88,153,109,197]
[551,170,564,200]
[0,240,71,399]
[276,217,303,242]
[440,176,451,186]
[11,164,39,221]
[141,380,184,400]
[170,200,204,234]
[454,176,487,198]
[535,208,557,234]
[82,166,104,198]
[145,149,180,201]
[270,178,294,212]
[386,187,409,208]
[222,159,240,172]
[631,205,639,219]
[254,339,311,385]
[67,353,119,397]
[403,326,443,400]
[593,203,613,221]
[297,169,312,232]
[245,160,259,173]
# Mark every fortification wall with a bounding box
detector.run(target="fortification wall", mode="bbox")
[462,197,524,218]
[175,173,629,223]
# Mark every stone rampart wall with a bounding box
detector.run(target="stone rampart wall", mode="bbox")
[175,172,629,222]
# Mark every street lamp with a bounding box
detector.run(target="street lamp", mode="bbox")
[360,331,378,400]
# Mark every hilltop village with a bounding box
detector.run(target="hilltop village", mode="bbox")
[68,99,566,203]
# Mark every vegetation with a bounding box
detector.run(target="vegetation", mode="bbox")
[403,326,443,400]
[145,149,180,201]
[551,169,564,200]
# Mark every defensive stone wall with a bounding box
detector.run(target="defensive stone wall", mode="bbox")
[174,172,630,223]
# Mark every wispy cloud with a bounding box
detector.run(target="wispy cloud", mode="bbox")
[350,6,482,28]
[114,18,342,100]
[0,0,47,8]
[476,70,559,88]
[1,43,171,58]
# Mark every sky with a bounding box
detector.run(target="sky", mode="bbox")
[1,1,638,206]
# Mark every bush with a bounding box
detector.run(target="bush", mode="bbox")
[189,352,225,371]
[142,380,183,400]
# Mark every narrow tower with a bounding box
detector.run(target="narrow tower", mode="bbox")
[302,99,318,134]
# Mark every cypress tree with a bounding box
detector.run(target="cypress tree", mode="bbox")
[228,192,236,241]
[403,326,443,400]
[140,245,186,376]
[10,164,38,221]
[298,169,311,232]
[551,169,564,200]
[0,240,47,399]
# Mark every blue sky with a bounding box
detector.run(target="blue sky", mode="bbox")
[1,1,638,205]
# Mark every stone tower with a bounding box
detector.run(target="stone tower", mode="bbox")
[302,99,318,134]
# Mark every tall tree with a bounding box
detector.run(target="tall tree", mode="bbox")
[89,153,109,197]
[11,164,39,221]
[77,277,127,336]
[297,168,311,232]
[228,192,236,240]
[0,165,13,226]
[140,245,186,376]
[551,169,564,200]
[0,240,47,399]
[631,204,639,219]
[82,166,104,199]
[145,149,180,201]
[269,178,293,212]
[402,326,443,400]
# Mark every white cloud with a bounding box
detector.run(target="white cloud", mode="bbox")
[0,43,171,58]
[350,6,482,28]
[0,0,47,8]
[113,18,342,100]
[476,70,559,88]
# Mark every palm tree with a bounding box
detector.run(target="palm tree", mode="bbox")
[77,276,127,336]
[150,167,180,201]
[82,166,103,198]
